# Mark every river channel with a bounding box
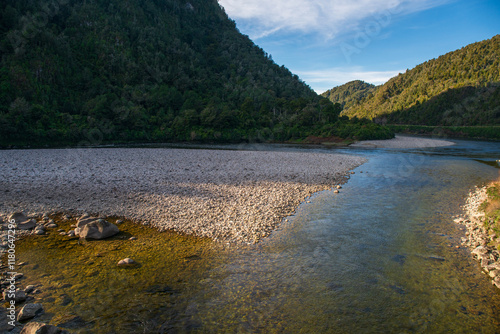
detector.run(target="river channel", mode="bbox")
[14,138,500,333]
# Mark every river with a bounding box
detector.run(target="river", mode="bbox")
[13,138,500,333]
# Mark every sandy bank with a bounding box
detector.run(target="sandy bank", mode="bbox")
[0,148,365,244]
[351,135,455,149]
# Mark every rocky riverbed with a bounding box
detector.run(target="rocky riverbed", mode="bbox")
[0,148,365,244]
[454,183,500,289]
[0,211,227,333]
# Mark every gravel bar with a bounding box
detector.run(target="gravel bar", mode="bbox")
[0,148,365,244]
[351,135,455,149]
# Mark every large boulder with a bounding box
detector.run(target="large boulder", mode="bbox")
[79,220,119,240]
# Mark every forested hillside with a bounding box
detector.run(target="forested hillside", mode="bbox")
[342,35,500,127]
[0,0,392,146]
[321,80,375,111]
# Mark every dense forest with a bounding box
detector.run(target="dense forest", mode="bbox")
[0,0,392,147]
[337,35,500,128]
[321,80,375,111]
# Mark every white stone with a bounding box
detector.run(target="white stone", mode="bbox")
[118,258,136,266]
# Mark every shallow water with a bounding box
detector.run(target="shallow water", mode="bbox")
[13,138,500,333]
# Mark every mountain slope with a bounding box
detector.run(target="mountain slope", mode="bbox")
[321,80,375,110]
[0,0,392,145]
[342,35,500,126]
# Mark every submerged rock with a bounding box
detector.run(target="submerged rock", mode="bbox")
[117,258,136,266]
[17,303,44,321]
[20,322,67,334]
[25,285,36,294]
[3,289,27,303]
[56,315,87,329]
[80,220,119,240]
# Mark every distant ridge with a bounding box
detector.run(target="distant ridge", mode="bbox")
[336,35,500,126]
[321,80,375,111]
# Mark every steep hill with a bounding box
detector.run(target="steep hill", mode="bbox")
[321,80,375,110]
[342,35,500,126]
[0,0,392,146]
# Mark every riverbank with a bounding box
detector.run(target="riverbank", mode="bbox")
[0,148,365,244]
[351,134,455,149]
[387,125,500,141]
[455,181,500,288]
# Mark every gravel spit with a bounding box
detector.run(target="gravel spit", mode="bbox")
[0,148,365,244]
[351,135,455,149]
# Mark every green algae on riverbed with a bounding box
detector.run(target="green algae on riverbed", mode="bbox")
[9,215,228,333]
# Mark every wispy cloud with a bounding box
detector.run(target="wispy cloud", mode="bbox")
[294,67,402,93]
[218,0,452,41]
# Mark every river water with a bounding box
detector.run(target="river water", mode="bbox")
[14,138,500,333]
[177,139,500,333]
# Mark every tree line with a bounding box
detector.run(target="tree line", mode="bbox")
[0,0,393,147]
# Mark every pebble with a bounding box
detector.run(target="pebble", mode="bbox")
[117,258,136,266]
[25,285,36,294]
[455,184,500,289]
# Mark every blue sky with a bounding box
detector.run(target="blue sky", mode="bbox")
[218,0,500,93]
